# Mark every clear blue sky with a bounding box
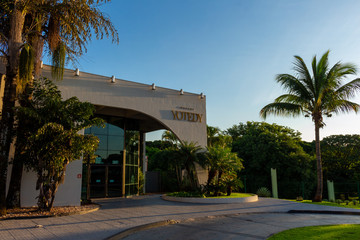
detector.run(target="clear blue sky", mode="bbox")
[51,0,360,142]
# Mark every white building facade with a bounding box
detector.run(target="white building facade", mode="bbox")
[1,65,207,206]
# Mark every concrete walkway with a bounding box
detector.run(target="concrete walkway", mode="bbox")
[1,195,360,240]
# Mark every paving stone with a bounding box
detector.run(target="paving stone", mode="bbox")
[1,196,360,240]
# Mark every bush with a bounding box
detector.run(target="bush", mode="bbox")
[336,199,343,204]
[167,191,205,198]
[256,187,271,197]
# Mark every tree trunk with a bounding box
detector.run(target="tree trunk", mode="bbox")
[7,83,34,208]
[6,149,23,208]
[0,2,25,216]
[313,120,323,202]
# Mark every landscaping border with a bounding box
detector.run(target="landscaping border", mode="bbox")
[161,194,258,204]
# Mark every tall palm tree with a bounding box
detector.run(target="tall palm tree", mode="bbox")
[0,0,118,215]
[260,51,360,201]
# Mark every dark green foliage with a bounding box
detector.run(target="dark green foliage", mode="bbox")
[51,42,66,81]
[167,191,205,198]
[146,141,204,192]
[18,44,34,92]
[322,135,360,182]
[256,187,271,197]
[229,121,316,199]
[205,145,244,196]
[15,78,102,210]
[147,148,179,192]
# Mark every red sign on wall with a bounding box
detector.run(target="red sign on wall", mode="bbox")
[77,174,82,179]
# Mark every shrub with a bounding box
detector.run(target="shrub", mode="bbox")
[167,191,205,198]
[256,187,271,197]
[336,199,343,204]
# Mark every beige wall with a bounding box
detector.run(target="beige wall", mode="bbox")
[42,65,207,147]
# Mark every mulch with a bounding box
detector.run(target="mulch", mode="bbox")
[0,204,99,220]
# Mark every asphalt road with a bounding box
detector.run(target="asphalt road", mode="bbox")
[122,212,360,240]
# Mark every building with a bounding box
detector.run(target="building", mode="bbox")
[1,64,207,207]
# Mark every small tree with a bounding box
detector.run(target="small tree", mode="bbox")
[205,145,243,196]
[176,141,203,191]
[16,78,102,210]
[27,123,99,210]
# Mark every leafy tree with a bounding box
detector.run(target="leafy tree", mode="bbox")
[260,51,360,201]
[161,130,179,145]
[15,78,102,210]
[0,0,118,214]
[147,148,180,192]
[321,135,360,182]
[207,125,232,148]
[228,122,315,199]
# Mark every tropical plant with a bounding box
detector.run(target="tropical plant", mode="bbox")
[15,78,102,210]
[205,145,243,196]
[260,51,360,201]
[256,187,271,197]
[207,125,232,148]
[229,121,315,199]
[321,134,360,182]
[0,0,118,214]
[175,141,203,191]
[161,130,179,144]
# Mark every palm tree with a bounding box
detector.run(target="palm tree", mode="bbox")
[176,141,203,190]
[162,130,179,145]
[260,51,360,201]
[0,0,118,214]
[205,146,243,196]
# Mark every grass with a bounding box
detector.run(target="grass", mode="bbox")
[207,193,253,198]
[292,199,360,210]
[268,224,360,240]
[167,192,252,198]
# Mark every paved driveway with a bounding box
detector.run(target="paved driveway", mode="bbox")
[1,195,360,240]
[123,213,360,240]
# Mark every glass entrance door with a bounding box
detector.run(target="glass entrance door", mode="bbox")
[84,120,141,198]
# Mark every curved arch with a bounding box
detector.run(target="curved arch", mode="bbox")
[46,65,207,147]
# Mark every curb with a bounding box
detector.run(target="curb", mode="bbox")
[0,204,100,221]
[161,194,258,204]
[106,210,360,239]
[288,210,360,215]
[106,219,179,240]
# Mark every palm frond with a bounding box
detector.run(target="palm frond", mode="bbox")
[260,102,302,119]
[18,43,34,93]
[293,56,314,93]
[51,41,66,81]
[276,74,313,100]
[327,99,360,115]
[335,78,360,99]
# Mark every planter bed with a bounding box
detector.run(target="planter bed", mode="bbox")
[162,194,258,204]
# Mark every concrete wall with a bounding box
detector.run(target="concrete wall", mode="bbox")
[41,66,207,147]
[20,160,83,207]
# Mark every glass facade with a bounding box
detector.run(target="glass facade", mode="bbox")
[82,121,140,198]
[125,130,140,195]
